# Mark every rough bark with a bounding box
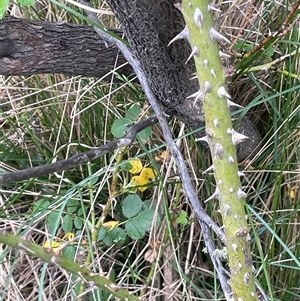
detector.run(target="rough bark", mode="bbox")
[0,17,133,80]
[0,13,261,161]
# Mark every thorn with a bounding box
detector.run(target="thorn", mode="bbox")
[194,8,204,30]
[210,68,216,77]
[219,50,231,58]
[227,99,243,108]
[227,128,248,145]
[244,272,251,286]
[187,90,204,105]
[174,3,182,10]
[203,164,215,174]
[213,119,220,128]
[217,86,231,99]
[228,156,235,164]
[185,46,200,64]
[214,143,224,159]
[196,136,208,143]
[238,171,245,177]
[203,59,209,67]
[204,81,212,95]
[190,72,198,80]
[224,204,231,216]
[207,4,222,13]
[229,187,234,193]
[209,27,231,44]
[168,25,190,46]
[205,128,213,138]
[231,243,238,252]
[237,188,247,199]
[204,187,221,202]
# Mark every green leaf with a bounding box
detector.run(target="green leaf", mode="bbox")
[67,199,79,214]
[111,117,132,138]
[74,216,83,229]
[0,0,9,19]
[125,104,141,120]
[103,233,113,246]
[110,227,126,244]
[125,219,146,240]
[46,211,61,232]
[98,226,108,240]
[17,0,35,5]
[142,199,153,210]
[122,194,142,218]
[138,127,152,140]
[176,210,188,226]
[32,199,50,213]
[62,245,76,260]
[62,215,73,232]
[136,209,155,231]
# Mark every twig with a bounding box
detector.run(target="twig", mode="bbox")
[81,0,230,295]
[0,115,158,183]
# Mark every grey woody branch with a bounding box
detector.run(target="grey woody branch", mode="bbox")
[0,114,159,183]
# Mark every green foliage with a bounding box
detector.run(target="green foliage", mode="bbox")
[122,194,142,218]
[0,0,9,19]
[0,0,34,19]
[176,210,188,226]
[1,1,299,300]
[111,104,152,139]
[99,194,160,245]
[111,117,132,138]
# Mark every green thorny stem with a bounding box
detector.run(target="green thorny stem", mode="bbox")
[178,2,259,301]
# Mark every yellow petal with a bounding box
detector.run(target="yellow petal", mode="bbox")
[103,220,120,229]
[43,239,62,249]
[128,158,143,174]
[62,232,74,241]
[140,167,156,182]
[131,175,148,192]
[155,150,169,162]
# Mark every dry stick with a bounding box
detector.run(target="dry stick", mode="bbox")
[81,0,230,296]
[0,115,158,183]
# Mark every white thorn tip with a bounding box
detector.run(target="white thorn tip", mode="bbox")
[203,164,215,174]
[227,128,248,145]
[217,86,231,99]
[214,143,224,159]
[237,188,247,199]
[196,136,208,143]
[204,187,221,203]
[219,50,231,58]
[168,25,190,46]
[224,204,231,216]
[204,81,212,94]
[238,171,245,177]
[227,99,243,108]
[210,69,216,77]
[213,119,220,128]
[185,46,200,64]
[229,187,234,193]
[194,8,204,30]
[228,156,235,164]
[203,59,209,67]
[190,72,198,80]
[186,90,204,105]
[209,27,231,44]
[231,243,238,252]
